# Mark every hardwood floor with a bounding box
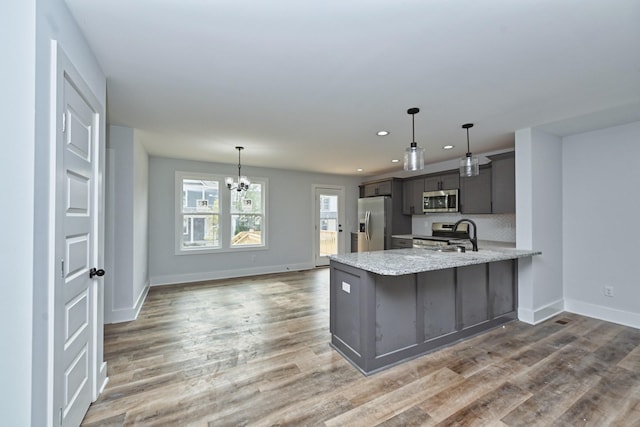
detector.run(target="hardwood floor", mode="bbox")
[82,268,640,426]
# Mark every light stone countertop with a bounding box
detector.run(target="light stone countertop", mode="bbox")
[329,246,541,276]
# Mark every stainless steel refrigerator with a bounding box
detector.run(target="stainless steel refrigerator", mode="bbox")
[357,196,392,252]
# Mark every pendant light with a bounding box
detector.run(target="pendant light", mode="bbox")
[403,107,425,171]
[226,146,251,192]
[459,123,479,177]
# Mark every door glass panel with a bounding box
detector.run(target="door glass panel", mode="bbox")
[319,194,338,256]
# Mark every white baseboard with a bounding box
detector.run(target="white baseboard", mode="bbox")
[518,298,564,325]
[564,298,640,330]
[95,362,108,400]
[104,280,150,324]
[149,262,316,287]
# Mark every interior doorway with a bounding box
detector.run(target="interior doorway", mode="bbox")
[313,185,345,266]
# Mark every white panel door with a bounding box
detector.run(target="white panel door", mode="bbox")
[53,76,98,427]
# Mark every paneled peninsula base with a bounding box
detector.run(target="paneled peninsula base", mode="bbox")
[329,259,518,375]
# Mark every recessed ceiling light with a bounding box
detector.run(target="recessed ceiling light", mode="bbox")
[443,145,454,150]
[377,130,389,136]
[391,159,400,163]
[357,168,364,172]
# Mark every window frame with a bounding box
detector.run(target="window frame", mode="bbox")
[175,171,268,255]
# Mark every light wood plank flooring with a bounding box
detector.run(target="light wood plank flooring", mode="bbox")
[82,268,640,426]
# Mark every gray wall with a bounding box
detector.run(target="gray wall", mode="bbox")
[0,0,106,424]
[515,128,564,324]
[149,156,362,285]
[1,1,35,424]
[516,120,640,329]
[563,121,640,327]
[105,126,149,322]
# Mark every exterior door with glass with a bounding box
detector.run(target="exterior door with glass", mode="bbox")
[314,186,345,266]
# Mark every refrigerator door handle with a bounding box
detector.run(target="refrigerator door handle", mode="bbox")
[365,211,371,240]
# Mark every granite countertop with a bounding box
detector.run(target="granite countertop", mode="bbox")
[329,246,541,276]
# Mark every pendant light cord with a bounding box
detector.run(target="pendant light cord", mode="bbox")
[412,113,415,144]
[408,107,420,148]
[462,123,474,156]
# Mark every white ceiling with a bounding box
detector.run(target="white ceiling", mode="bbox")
[65,0,640,176]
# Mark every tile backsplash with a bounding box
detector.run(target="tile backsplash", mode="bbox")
[412,213,516,242]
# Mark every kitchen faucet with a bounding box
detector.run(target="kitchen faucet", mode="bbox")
[453,219,478,252]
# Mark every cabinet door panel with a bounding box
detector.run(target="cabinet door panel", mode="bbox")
[489,260,515,317]
[458,264,488,329]
[423,269,456,341]
[402,180,413,215]
[376,180,392,196]
[363,184,377,197]
[491,153,515,213]
[412,178,425,214]
[391,237,413,249]
[375,275,417,356]
[460,167,492,213]
[333,269,361,353]
[423,176,441,191]
[439,172,460,190]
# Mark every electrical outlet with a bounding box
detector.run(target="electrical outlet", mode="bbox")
[604,286,614,297]
[341,281,351,294]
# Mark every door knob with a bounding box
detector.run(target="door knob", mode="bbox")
[89,268,105,279]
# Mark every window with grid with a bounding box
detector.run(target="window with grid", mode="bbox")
[176,172,267,253]
[180,178,220,250]
[230,182,264,247]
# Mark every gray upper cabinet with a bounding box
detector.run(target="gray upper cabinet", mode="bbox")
[359,178,412,235]
[423,172,459,192]
[460,166,492,214]
[399,151,514,216]
[489,152,515,213]
[363,179,393,197]
[402,178,425,215]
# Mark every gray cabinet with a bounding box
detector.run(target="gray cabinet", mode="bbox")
[329,259,518,374]
[460,166,492,214]
[363,179,393,197]
[358,179,411,238]
[489,260,515,317]
[350,232,358,253]
[402,178,425,215]
[489,152,515,213]
[391,237,413,249]
[424,172,459,192]
[422,268,456,340]
[458,263,489,329]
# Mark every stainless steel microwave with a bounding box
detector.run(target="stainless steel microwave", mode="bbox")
[423,189,459,213]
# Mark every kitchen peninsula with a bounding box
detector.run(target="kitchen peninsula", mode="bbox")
[329,246,540,375]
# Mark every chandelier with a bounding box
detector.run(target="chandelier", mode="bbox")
[225,146,250,192]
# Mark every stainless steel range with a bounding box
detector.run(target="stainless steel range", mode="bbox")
[412,222,470,249]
